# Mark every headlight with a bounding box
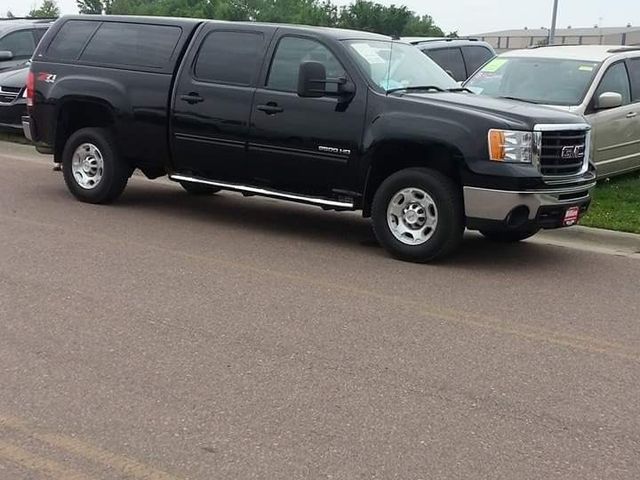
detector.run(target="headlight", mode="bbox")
[488,129,534,163]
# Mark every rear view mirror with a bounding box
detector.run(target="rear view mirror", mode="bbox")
[595,92,623,110]
[0,51,14,61]
[297,61,355,99]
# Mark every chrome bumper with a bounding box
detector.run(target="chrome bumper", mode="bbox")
[463,182,596,221]
[21,116,32,141]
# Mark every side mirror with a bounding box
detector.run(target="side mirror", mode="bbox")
[595,91,623,110]
[298,61,327,98]
[297,61,355,99]
[0,51,14,61]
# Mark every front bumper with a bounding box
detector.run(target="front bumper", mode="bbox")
[0,100,27,132]
[464,181,595,231]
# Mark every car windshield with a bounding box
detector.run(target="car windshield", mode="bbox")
[344,40,458,93]
[465,56,601,106]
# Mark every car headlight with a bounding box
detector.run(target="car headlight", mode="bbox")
[488,129,534,163]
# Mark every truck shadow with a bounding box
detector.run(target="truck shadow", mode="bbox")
[115,183,574,270]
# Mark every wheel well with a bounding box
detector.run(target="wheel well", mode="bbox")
[54,101,115,162]
[362,142,464,217]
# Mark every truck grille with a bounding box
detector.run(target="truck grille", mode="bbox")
[539,129,589,177]
[0,86,21,104]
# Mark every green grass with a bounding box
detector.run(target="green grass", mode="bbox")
[582,172,640,234]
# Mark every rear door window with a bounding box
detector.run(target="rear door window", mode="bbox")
[462,46,494,75]
[423,47,466,81]
[194,31,264,86]
[80,23,182,69]
[627,58,640,102]
[46,20,99,62]
[0,29,36,60]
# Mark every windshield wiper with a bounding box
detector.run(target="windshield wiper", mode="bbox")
[386,85,445,94]
[447,87,474,93]
[498,95,541,104]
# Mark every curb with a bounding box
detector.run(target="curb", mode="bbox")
[533,225,640,258]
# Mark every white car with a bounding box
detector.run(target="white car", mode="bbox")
[465,45,640,178]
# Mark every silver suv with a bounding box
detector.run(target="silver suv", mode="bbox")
[465,45,640,178]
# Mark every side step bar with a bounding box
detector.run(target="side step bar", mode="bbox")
[169,174,355,210]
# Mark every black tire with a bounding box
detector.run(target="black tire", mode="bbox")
[480,227,540,243]
[371,167,464,263]
[62,127,132,204]
[179,181,221,195]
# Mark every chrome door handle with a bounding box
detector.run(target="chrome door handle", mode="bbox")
[627,112,638,118]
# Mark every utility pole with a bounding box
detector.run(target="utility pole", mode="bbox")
[549,0,559,45]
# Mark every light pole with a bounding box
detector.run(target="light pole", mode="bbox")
[549,0,559,45]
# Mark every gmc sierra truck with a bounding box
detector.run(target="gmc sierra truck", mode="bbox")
[23,16,596,262]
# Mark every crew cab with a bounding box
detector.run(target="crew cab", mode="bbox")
[24,16,597,262]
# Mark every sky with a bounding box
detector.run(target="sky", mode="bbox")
[2,0,640,35]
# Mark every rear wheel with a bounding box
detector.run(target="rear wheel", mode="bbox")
[371,167,464,262]
[480,227,540,243]
[179,181,221,195]
[62,127,132,204]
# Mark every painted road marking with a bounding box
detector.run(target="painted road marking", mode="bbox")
[0,440,94,480]
[0,416,183,480]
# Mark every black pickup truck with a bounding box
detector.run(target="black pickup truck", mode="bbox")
[23,16,596,262]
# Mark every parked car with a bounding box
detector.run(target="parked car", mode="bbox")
[0,19,52,72]
[403,37,496,82]
[0,62,29,131]
[25,16,596,262]
[465,45,640,178]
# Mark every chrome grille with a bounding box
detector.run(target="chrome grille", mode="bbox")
[0,86,20,104]
[536,126,590,177]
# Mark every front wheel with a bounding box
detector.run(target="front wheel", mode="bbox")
[480,227,540,243]
[371,167,464,263]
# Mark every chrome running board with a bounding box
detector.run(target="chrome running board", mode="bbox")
[169,174,355,210]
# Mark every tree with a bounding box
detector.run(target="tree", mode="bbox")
[6,10,15,18]
[29,0,61,18]
[77,0,112,14]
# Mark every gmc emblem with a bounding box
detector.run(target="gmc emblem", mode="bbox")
[561,145,585,159]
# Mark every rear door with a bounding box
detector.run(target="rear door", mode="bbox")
[171,25,276,180]
[624,56,640,174]
[587,61,639,177]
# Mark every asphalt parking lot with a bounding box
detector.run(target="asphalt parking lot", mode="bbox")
[1,142,639,479]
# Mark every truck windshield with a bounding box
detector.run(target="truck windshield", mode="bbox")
[465,56,601,106]
[345,40,458,93]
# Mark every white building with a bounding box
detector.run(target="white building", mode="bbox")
[471,26,640,52]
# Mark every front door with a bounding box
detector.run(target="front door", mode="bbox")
[171,26,275,180]
[248,34,366,194]
[587,61,640,177]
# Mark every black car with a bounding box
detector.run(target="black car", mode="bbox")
[24,16,595,262]
[0,19,53,72]
[0,61,28,131]
[403,38,496,82]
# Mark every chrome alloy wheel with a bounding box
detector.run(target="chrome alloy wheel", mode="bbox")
[71,143,104,190]
[386,187,438,245]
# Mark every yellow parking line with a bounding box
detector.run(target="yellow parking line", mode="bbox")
[0,416,183,480]
[0,440,94,480]
[1,212,639,362]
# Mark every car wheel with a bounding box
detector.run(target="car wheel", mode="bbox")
[480,227,540,242]
[62,127,132,204]
[371,167,464,262]
[179,181,221,195]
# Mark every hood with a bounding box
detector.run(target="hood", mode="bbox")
[397,91,586,130]
[0,63,29,90]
